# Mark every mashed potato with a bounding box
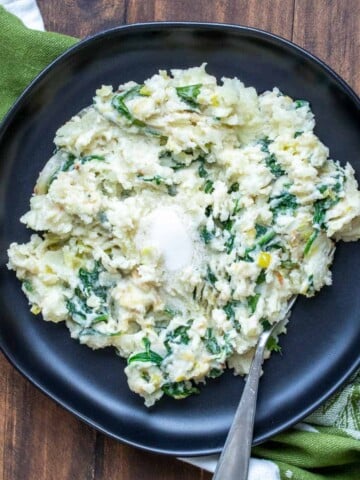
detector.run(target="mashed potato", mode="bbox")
[7,65,360,406]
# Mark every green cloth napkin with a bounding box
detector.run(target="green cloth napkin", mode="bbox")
[1,7,359,479]
[0,6,76,119]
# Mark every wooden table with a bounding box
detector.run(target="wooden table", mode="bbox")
[1,1,359,479]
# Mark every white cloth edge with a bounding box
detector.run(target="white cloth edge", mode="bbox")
[0,1,281,477]
[1,0,44,30]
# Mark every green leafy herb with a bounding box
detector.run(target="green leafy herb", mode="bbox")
[256,269,266,285]
[303,230,318,256]
[242,245,256,262]
[258,229,276,247]
[266,336,282,353]
[294,131,303,138]
[141,371,150,382]
[204,328,221,355]
[222,219,234,231]
[265,153,285,178]
[206,266,217,285]
[258,137,271,153]
[128,337,163,366]
[225,233,235,253]
[49,152,106,188]
[61,153,76,172]
[164,306,180,317]
[200,226,213,245]
[270,192,298,219]
[205,205,213,217]
[260,318,272,331]
[159,151,186,170]
[247,293,260,314]
[198,162,208,178]
[165,325,191,353]
[176,84,202,109]
[304,179,343,255]
[48,152,76,186]
[280,259,298,269]
[78,261,107,301]
[233,198,242,215]
[23,280,33,292]
[139,175,165,185]
[255,224,268,238]
[79,327,121,337]
[66,261,108,326]
[208,368,223,379]
[80,154,105,163]
[294,99,309,109]
[307,274,315,295]
[223,302,235,320]
[204,179,214,194]
[228,182,239,193]
[111,84,146,124]
[162,381,199,399]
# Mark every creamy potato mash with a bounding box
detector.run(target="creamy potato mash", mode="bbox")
[7,65,360,406]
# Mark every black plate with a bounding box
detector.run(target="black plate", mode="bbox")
[0,23,359,457]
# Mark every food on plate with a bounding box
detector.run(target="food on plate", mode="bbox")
[7,65,360,406]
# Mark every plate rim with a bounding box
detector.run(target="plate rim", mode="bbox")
[0,21,359,457]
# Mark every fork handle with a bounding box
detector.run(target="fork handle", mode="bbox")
[212,336,267,480]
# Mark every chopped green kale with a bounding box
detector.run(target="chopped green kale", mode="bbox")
[270,192,298,219]
[204,179,214,194]
[204,328,221,355]
[176,84,202,109]
[111,84,146,125]
[128,337,163,366]
[294,99,309,109]
[265,153,285,178]
[162,381,199,399]
[200,226,213,244]
[266,336,282,353]
[247,293,260,314]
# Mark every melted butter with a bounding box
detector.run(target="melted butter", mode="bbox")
[136,206,194,272]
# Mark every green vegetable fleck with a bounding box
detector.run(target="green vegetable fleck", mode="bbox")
[294,99,309,109]
[204,328,221,355]
[23,280,33,293]
[111,84,146,124]
[228,182,239,193]
[176,84,202,109]
[162,381,199,399]
[256,269,266,285]
[200,226,213,245]
[266,336,282,353]
[209,368,223,379]
[128,338,163,366]
[198,163,208,178]
[225,233,235,253]
[247,293,260,314]
[260,318,272,331]
[303,230,318,256]
[206,266,217,285]
[204,179,214,194]
[270,192,298,219]
[265,153,285,178]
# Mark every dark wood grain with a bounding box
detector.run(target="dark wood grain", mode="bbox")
[293,0,360,94]
[2,1,359,479]
[37,0,127,37]
[0,354,97,480]
[126,0,294,38]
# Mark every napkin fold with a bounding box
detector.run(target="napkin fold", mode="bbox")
[0,3,75,119]
[1,5,359,479]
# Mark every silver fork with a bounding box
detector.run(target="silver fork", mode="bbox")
[212,296,297,480]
